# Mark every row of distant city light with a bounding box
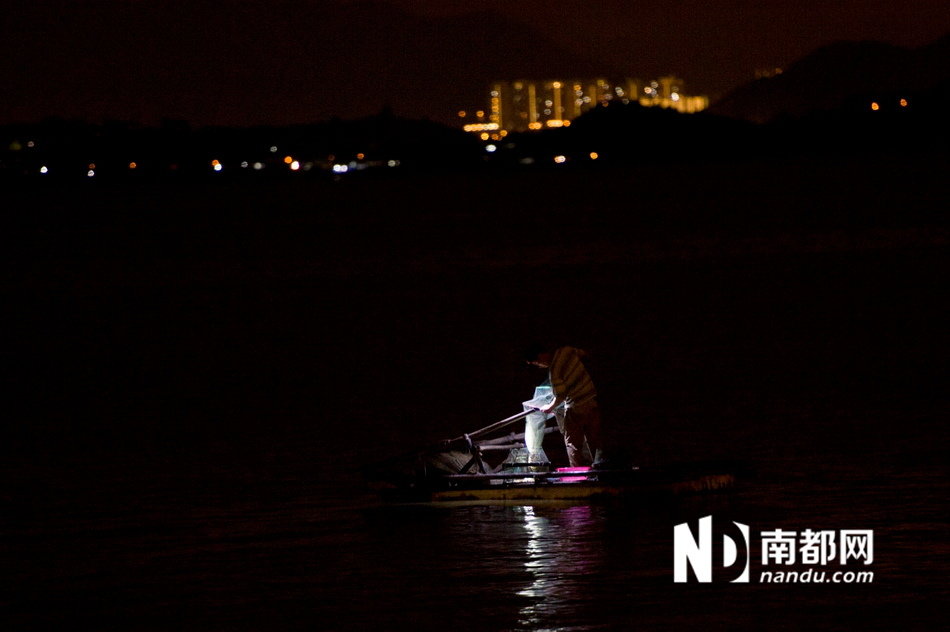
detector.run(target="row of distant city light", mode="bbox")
[33,152,400,176]
[481,145,600,163]
[554,151,597,163]
[870,98,910,111]
[509,152,598,165]
[37,150,601,174]
[462,120,572,135]
[463,95,912,136]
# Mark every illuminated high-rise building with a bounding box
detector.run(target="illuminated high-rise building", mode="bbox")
[462,76,708,133]
[639,75,708,113]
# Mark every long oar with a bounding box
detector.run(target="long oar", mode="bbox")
[443,409,535,445]
[367,410,547,481]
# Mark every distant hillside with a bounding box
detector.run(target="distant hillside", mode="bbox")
[711,34,950,122]
[0,0,613,127]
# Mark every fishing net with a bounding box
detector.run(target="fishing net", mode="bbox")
[522,381,556,462]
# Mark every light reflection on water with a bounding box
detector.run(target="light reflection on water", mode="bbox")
[517,505,601,631]
[5,406,947,631]
[5,449,948,631]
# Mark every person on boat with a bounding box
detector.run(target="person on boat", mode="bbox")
[524,344,604,467]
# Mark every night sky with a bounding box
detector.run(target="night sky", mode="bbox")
[399,0,950,84]
[3,0,949,127]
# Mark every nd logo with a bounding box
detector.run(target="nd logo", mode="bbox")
[674,515,750,583]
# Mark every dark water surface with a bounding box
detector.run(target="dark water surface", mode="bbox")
[3,160,948,630]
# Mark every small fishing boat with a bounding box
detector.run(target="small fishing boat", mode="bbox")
[369,410,739,505]
[399,463,737,505]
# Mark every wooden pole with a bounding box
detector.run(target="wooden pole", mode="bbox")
[444,409,535,444]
